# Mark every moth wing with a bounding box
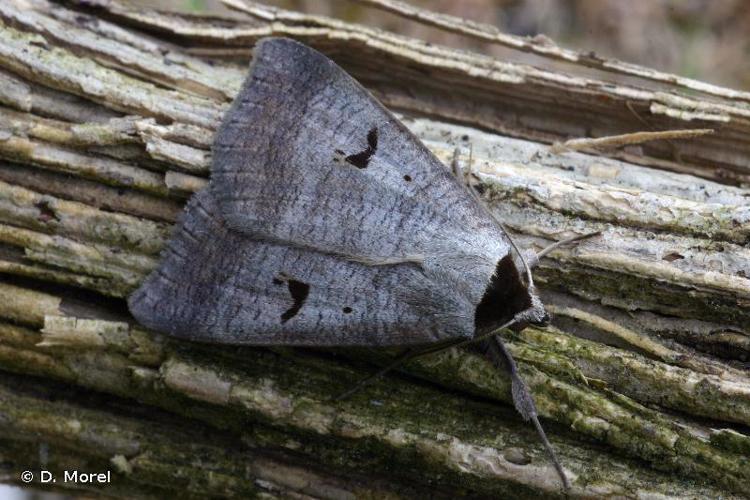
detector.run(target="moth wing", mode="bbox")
[128,190,475,346]
[212,37,506,266]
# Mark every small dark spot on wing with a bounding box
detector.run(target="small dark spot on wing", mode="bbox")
[403,174,412,182]
[345,127,378,169]
[342,306,352,314]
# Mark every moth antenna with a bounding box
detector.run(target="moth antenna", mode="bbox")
[497,220,534,289]
[467,142,474,185]
[486,336,571,490]
[532,231,602,267]
[450,148,463,178]
[454,147,535,288]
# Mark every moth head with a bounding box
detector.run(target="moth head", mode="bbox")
[531,309,552,327]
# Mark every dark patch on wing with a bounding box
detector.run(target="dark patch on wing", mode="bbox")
[403,174,412,182]
[474,255,531,331]
[345,127,378,169]
[342,306,352,314]
[281,279,310,323]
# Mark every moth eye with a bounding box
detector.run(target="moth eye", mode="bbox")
[403,175,412,182]
[342,306,353,314]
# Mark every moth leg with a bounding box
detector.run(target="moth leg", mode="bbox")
[333,348,417,401]
[484,336,571,490]
[335,319,518,402]
[333,337,466,401]
[464,142,474,187]
[450,145,475,191]
[532,231,601,265]
[450,147,463,178]
[338,326,573,488]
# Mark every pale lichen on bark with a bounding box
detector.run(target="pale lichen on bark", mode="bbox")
[0,0,747,498]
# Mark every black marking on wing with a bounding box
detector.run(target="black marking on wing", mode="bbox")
[281,279,310,323]
[345,127,378,169]
[474,255,531,331]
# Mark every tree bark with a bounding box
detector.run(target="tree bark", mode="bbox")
[0,0,748,498]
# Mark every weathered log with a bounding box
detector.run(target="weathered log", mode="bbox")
[0,0,747,498]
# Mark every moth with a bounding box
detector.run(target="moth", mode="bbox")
[130,37,586,489]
